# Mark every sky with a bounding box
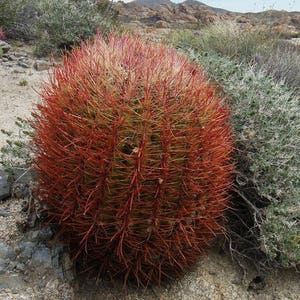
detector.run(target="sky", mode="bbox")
[117,0,300,13]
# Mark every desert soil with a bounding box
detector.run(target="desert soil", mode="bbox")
[0,44,299,300]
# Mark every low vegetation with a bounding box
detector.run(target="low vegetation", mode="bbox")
[169,22,300,93]
[171,29,300,268]
[33,0,118,56]
[0,118,33,175]
[0,0,118,56]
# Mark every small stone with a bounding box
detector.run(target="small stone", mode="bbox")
[15,263,25,272]
[0,258,9,274]
[33,60,52,71]
[7,55,17,61]
[18,242,35,262]
[17,57,27,62]
[6,274,23,293]
[3,63,13,68]
[62,252,74,281]
[27,227,53,242]
[14,52,28,58]
[248,275,266,291]
[17,61,30,68]
[0,172,10,200]
[0,209,9,217]
[0,243,16,260]
[0,41,12,53]
[0,282,9,290]
[1,57,8,62]
[26,230,39,241]
[31,246,52,268]
[45,279,59,290]
[155,20,169,28]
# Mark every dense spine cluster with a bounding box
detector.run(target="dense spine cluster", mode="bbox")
[32,34,233,286]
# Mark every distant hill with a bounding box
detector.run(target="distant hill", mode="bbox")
[132,0,174,7]
[131,0,228,13]
[182,0,207,6]
[115,0,300,32]
[182,0,229,13]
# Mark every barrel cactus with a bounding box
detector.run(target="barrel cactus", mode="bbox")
[32,34,233,286]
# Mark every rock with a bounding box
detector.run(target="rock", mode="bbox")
[10,167,35,185]
[0,243,16,261]
[0,282,9,290]
[0,41,11,53]
[0,209,9,217]
[18,242,35,262]
[1,57,8,62]
[17,61,30,68]
[26,227,53,242]
[11,183,30,198]
[61,252,74,281]
[0,258,9,274]
[15,263,25,272]
[34,60,52,71]
[0,274,24,293]
[12,69,27,75]
[2,62,13,68]
[248,275,266,291]
[7,55,17,61]
[0,172,10,200]
[155,20,169,28]
[51,244,64,278]
[30,246,52,268]
[14,52,28,58]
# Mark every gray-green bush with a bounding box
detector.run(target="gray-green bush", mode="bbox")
[168,22,278,62]
[34,0,118,56]
[0,0,40,40]
[258,42,300,93]
[184,48,300,268]
[0,0,118,55]
[168,24,300,93]
[0,0,24,30]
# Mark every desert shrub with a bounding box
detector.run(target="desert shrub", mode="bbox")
[168,22,278,62]
[0,0,37,40]
[0,0,24,30]
[184,48,300,268]
[32,34,233,286]
[258,42,300,93]
[6,0,40,40]
[34,0,118,56]
[169,26,299,93]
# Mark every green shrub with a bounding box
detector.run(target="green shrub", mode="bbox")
[34,0,118,56]
[184,49,300,268]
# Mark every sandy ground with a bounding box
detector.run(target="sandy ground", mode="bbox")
[0,52,46,147]
[0,45,300,300]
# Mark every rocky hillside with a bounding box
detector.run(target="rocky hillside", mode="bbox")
[133,0,174,7]
[115,0,300,32]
